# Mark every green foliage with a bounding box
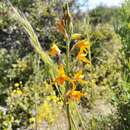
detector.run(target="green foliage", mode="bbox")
[0,2,9,29]
[89,6,120,25]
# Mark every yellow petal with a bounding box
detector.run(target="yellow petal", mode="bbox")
[75,40,90,50]
[73,70,87,84]
[68,90,84,101]
[80,57,91,64]
[74,70,84,80]
[59,65,65,75]
[49,43,61,57]
[77,51,91,64]
[55,75,68,85]
[55,65,69,85]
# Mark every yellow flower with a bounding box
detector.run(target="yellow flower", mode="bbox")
[77,50,91,64]
[12,89,23,96]
[15,90,23,95]
[75,40,90,52]
[37,101,53,124]
[49,43,61,57]
[14,83,19,87]
[55,65,69,85]
[68,90,85,101]
[74,70,84,80]
[73,70,87,84]
[71,33,81,40]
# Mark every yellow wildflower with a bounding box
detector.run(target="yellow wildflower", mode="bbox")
[14,83,19,87]
[68,90,85,101]
[71,33,81,40]
[74,40,90,52]
[15,90,23,95]
[12,89,23,96]
[49,43,61,57]
[55,65,69,85]
[73,70,87,84]
[37,101,53,124]
[77,50,91,64]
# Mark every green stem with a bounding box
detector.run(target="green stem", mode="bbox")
[66,40,70,74]
[55,84,64,101]
[74,102,86,130]
[35,94,38,130]
[67,104,72,130]
[66,40,71,130]
[70,109,79,130]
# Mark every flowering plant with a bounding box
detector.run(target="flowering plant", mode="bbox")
[9,2,91,130]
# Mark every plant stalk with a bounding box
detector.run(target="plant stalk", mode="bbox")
[66,39,72,130]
